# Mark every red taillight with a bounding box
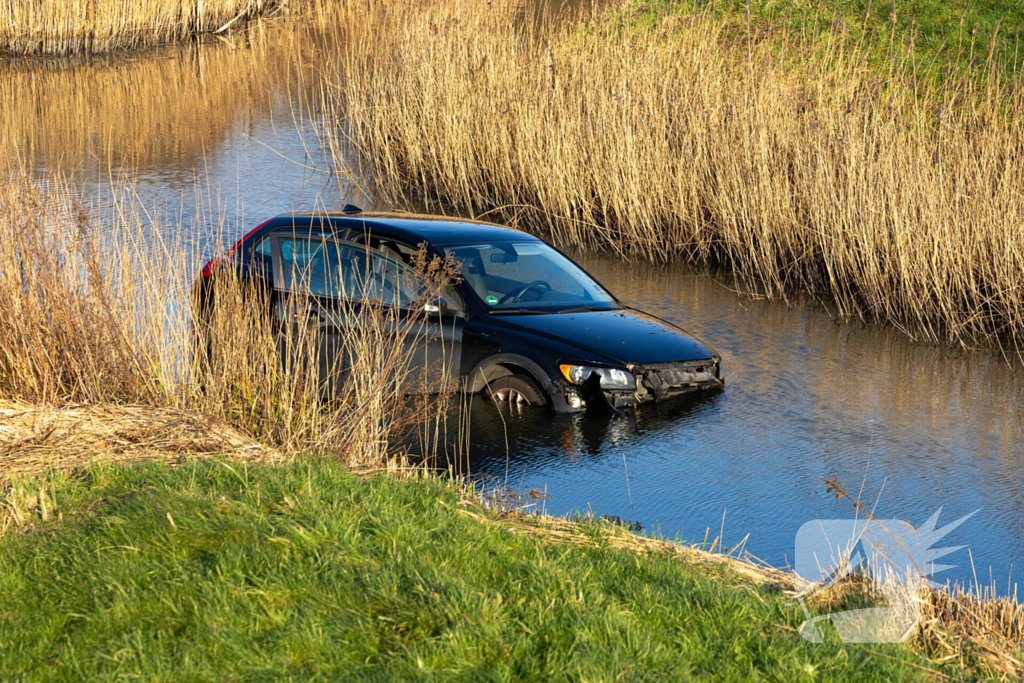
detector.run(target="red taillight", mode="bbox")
[201,218,274,277]
[200,259,218,277]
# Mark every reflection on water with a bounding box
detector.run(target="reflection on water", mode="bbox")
[4,12,1023,593]
[3,24,315,170]
[0,21,376,254]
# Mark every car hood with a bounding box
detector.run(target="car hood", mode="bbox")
[495,309,716,365]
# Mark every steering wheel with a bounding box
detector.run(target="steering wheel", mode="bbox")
[498,280,551,304]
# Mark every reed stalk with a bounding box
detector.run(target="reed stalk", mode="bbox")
[0,0,331,55]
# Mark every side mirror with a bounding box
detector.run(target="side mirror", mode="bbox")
[423,298,466,319]
[423,298,451,316]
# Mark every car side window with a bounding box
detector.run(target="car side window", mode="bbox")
[276,236,342,297]
[254,235,271,257]
[343,246,421,307]
[274,236,449,309]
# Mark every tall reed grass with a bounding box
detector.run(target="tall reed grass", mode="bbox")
[330,0,1024,354]
[0,173,458,466]
[0,0,328,55]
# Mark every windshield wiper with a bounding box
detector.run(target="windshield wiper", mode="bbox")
[555,305,618,314]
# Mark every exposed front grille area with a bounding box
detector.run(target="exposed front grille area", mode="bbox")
[632,359,721,401]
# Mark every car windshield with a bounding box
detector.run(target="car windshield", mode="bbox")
[444,241,616,312]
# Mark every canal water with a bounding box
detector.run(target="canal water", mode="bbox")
[3,19,1021,593]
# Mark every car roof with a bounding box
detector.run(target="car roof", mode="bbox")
[277,212,538,245]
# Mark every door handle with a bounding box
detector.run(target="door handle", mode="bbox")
[291,309,324,322]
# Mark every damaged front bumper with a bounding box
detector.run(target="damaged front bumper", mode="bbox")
[556,359,724,413]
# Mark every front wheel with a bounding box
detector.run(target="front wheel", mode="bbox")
[483,375,546,407]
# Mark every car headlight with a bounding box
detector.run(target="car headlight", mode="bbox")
[559,364,636,390]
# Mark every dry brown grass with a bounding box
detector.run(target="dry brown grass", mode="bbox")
[0,0,331,55]
[921,584,1024,678]
[0,400,282,484]
[331,0,1024,354]
[0,172,460,474]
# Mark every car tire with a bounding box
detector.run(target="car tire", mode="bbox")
[483,375,546,407]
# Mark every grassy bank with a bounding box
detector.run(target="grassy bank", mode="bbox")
[0,455,986,680]
[332,0,1024,353]
[0,0,330,55]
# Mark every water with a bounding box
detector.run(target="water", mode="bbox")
[3,19,1022,593]
[462,266,1024,590]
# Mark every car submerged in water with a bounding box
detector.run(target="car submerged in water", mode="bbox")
[194,208,723,414]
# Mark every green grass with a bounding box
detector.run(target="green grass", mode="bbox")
[616,0,1024,83]
[0,457,972,681]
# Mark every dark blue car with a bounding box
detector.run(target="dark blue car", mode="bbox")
[195,209,723,413]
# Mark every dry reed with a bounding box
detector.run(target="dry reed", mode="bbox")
[0,0,330,56]
[0,400,282,483]
[330,0,1024,354]
[0,172,460,473]
[921,584,1024,677]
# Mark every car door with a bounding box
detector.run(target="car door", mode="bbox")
[342,240,465,394]
[270,233,464,396]
[269,232,350,399]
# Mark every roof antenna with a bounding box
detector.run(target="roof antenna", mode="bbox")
[342,204,363,215]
